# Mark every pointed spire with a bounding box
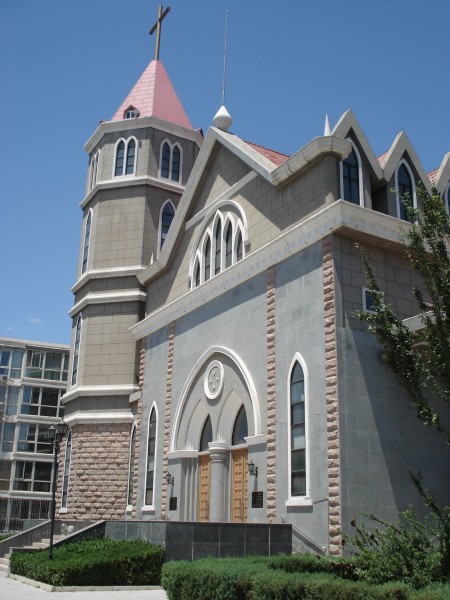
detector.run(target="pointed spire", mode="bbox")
[324,114,331,136]
[213,105,232,131]
[111,60,192,129]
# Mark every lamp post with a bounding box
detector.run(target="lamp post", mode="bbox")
[47,420,67,559]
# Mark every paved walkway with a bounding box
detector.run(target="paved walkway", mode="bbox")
[0,572,169,599]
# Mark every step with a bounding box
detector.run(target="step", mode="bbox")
[0,557,9,566]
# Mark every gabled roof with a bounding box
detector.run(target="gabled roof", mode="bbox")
[431,152,450,196]
[111,60,192,129]
[382,131,432,192]
[243,140,289,166]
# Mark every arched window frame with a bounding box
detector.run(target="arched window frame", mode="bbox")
[213,213,224,276]
[143,404,158,510]
[61,429,72,509]
[199,415,213,452]
[192,252,201,288]
[203,232,212,283]
[231,405,248,447]
[81,208,93,275]
[126,423,137,509]
[158,200,176,253]
[286,354,311,506]
[394,160,417,221]
[113,137,137,178]
[234,222,244,264]
[71,314,82,386]
[159,139,183,183]
[88,150,100,192]
[340,139,364,207]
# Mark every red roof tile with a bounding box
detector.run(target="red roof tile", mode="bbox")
[111,60,192,129]
[244,140,289,166]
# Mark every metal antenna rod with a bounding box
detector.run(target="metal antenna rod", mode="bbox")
[221,10,229,106]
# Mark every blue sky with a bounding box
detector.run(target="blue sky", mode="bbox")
[0,0,449,345]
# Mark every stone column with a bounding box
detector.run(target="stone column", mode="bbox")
[208,442,229,522]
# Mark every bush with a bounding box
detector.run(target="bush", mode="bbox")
[10,538,164,586]
[266,553,358,580]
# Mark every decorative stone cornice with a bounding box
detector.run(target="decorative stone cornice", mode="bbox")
[71,266,145,293]
[69,290,146,318]
[63,411,134,426]
[61,384,139,404]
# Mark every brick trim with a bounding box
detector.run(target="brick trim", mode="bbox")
[322,235,342,554]
[266,266,277,522]
[161,322,176,517]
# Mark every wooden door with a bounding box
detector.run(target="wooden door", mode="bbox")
[198,454,211,521]
[231,448,248,522]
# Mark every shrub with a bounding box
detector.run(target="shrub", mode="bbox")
[266,553,358,580]
[10,538,164,586]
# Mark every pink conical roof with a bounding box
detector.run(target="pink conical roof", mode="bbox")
[111,60,192,129]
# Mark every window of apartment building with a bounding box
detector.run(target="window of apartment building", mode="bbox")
[1,422,15,452]
[395,161,416,221]
[114,138,137,177]
[0,349,24,379]
[13,461,52,492]
[1,385,19,416]
[61,430,72,509]
[0,460,12,491]
[159,140,182,182]
[145,407,157,506]
[340,141,363,206]
[25,350,69,382]
[17,423,52,454]
[290,359,307,498]
[81,209,92,274]
[159,200,175,250]
[21,386,63,417]
[191,210,246,289]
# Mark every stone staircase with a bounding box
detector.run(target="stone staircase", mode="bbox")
[0,534,66,575]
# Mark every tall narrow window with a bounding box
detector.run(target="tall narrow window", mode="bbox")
[171,145,180,181]
[61,431,72,508]
[397,163,414,221]
[127,425,136,507]
[199,416,212,452]
[232,406,248,445]
[160,201,175,250]
[214,220,222,275]
[125,139,136,175]
[204,236,211,282]
[71,315,82,386]
[342,148,360,204]
[290,361,306,496]
[225,222,233,268]
[82,210,92,274]
[161,143,170,178]
[115,141,125,177]
[236,228,243,262]
[145,408,156,506]
[194,258,200,288]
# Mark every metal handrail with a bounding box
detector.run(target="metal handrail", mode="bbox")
[281,514,327,555]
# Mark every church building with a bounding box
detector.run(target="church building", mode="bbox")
[60,10,450,556]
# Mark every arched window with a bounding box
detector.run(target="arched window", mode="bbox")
[127,425,136,507]
[194,258,200,288]
[200,416,213,452]
[342,148,360,204]
[115,141,125,177]
[160,201,175,250]
[214,220,222,275]
[125,139,136,175]
[171,145,181,182]
[71,314,82,386]
[145,408,157,506]
[61,430,72,509]
[81,210,92,274]
[204,236,211,282]
[88,151,99,191]
[161,142,170,178]
[235,228,243,262]
[290,361,306,497]
[396,162,415,221]
[225,222,233,268]
[232,406,248,446]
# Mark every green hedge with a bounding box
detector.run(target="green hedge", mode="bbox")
[161,556,450,600]
[10,538,164,587]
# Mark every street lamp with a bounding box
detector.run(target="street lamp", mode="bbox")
[47,420,68,559]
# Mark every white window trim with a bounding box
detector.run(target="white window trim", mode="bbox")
[286,353,311,506]
[88,150,100,192]
[60,430,72,509]
[158,139,183,183]
[126,422,137,511]
[362,286,382,314]
[212,212,224,274]
[113,136,138,178]
[394,159,417,220]
[142,403,158,511]
[201,230,213,285]
[233,222,245,264]
[339,138,364,207]
[157,200,176,256]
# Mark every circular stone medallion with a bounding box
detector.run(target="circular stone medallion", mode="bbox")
[204,360,224,400]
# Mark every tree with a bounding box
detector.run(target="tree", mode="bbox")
[356,185,450,441]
